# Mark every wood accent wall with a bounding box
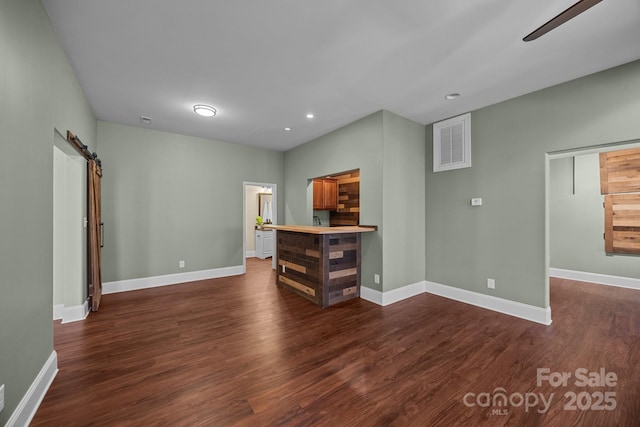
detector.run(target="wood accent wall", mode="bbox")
[330,170,360,226]
[276,231,361,307]
[600,148,640,254]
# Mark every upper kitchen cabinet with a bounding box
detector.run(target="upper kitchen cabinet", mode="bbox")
[313,178,338,210]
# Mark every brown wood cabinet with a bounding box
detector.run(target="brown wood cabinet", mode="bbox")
[313,178,338,210]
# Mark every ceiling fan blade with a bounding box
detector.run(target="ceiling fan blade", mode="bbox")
[523,0,603,42]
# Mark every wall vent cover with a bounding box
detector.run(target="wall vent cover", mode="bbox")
[433,113,471,172]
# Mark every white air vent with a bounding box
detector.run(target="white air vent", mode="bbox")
[433,113,471,172]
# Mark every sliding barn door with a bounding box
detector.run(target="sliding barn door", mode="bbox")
[600,148,640,254]
[88,159,103,311]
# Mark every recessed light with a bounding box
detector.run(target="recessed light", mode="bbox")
[306,113,314,119]
[445,93,461,100]
[193,104,217,117]
[139,116,152,124]
[284,127,291,131]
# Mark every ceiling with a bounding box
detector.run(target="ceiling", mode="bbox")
[42,0,640,152]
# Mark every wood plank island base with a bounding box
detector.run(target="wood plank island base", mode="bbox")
[263,225,376,307]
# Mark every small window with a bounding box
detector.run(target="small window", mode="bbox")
[433,113,471,172]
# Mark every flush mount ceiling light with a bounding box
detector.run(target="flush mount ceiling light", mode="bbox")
[193,104,217,117]
[445,93,461,100]
[306,113,314,119]
[284,127,292,131]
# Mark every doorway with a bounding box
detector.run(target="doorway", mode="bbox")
[53,130,88,322]
[243,182,277,272]
[546,139,640,307]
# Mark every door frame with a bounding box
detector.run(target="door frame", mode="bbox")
[545,138,640,313]
[53,129,88,322]
[65,131,103,311]
[243,181,278,272]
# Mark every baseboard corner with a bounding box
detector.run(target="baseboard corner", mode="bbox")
[360,286,383,305]
[61,299,90,324]
[52,304,64,321]
[361,281,426,306]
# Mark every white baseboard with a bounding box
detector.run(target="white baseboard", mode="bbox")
[60,299,90,324]
[550,268,640,291]
[6,351,58,427]
[245,251,256,258]
[361,280,552,325]
[103,265,245,295]
[382,282,425,305]
[360,286,383,305]
[53,304,64,321]
[424,281,552,325]
[361,281,425,306]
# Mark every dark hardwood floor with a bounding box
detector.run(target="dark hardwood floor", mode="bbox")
[32,259,640,426]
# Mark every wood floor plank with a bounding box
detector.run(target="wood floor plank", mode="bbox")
[31,259,640,426]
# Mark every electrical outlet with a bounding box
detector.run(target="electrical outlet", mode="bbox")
[487,278,495,289]
[0,384,5,413]
[374,274,380,284]
[179,260,185,268]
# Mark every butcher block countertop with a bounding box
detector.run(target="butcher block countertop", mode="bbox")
[262,224,377,234]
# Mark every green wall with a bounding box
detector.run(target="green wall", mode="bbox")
[283,110,425,292]
[550,152,640,278]
[0,0,96,423]
[382,111,426,290]
[2,2,640,421]
[97,121,284,282]
[284,112,385,290]
[425,60,640,309]
[52,142,87,308]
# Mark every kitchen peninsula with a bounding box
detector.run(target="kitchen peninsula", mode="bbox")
[262,225,376,307]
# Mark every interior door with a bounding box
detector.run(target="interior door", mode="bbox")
[88,158,102,311]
